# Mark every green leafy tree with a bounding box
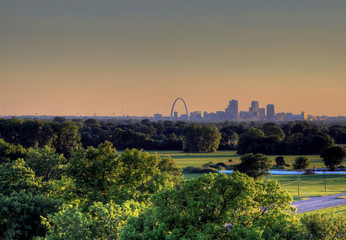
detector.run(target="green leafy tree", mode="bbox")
[307,133,334,154]
[19,119,43,148]
[0,138,27,164]
[235,153,271,180]
[67,141,119,204]
[0,118,23,145]
[320,145,346,171]
[263,123,285,142]
[0,191,60,240]
[0,158,42,195]
[121,172,300,240]
[54,121,81,158]
[293,156,310,170]
[237,127,265,155]
[67,142,182,205]
[111,149,182,204]
[329,125,346,144]
[111,128,158,150]
[26,146,66,181]
[183,123,221,153]
[43,200,144,240]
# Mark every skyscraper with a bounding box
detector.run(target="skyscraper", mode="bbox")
[266,104,275,120]
[249,101,259,112]
[225,99,238,118]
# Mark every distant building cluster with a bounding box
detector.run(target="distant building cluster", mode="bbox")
[157,99,325,122]
[3,99,344,123]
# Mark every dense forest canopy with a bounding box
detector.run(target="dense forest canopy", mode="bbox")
[0,118,345,156]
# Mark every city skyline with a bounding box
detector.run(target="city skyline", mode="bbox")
[1,1,346,117]
[1,98,343,121]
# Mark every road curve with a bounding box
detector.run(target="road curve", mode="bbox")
[292,193,346,213]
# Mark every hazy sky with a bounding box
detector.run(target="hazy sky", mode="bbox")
[1,0,346,116]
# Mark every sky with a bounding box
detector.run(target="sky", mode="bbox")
[1,0,346,117]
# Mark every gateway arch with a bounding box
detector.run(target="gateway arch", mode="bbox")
[170,98,189,120]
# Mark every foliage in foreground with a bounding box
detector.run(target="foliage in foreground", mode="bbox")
[0,137,345,239]
[121,172,301,240]
[300,212,346,240]
[43,200,145,240]
[67,141,183,205]
[0,191,60,240]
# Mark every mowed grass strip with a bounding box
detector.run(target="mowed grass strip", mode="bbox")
[153,150,242,168]
[183,173,346,199]
[145,151,345,199]
[265,174,346,200]
[299,204,346,217]
[150,150,340,169]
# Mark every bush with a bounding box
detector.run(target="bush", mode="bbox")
[226,165,235,170]
[216,162,227,168]
[271,165,285,170]
[182,166,195,173]
[275,156,286,166]
[209,164,220,169]
[300,212,346,239]
[186,167,219,174]
[304,169,315,175]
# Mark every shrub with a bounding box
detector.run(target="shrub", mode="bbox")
[216,162,227,168]
[300,212,346,239]
[275,156,286,166]
[182,166,195,173]
[304,170,315,175]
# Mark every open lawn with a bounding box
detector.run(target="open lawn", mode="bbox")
[145,151,346,200]
[148,150,341,169]
[299,204,346,217]
[265,174,346,200]
[183,173,346,200]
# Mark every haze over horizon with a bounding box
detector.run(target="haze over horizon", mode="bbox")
[1,1,346,117]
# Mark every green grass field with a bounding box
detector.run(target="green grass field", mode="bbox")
[299,204,346,217]
[144,150,346,200]
[149,150,342,169]
[265,174,346,200]
[183,173,346,200]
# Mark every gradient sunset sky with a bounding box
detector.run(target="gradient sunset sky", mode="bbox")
[1,1,346,117]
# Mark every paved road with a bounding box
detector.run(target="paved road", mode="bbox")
[292,193,346,213]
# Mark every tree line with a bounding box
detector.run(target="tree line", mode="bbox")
[1,118,346,155]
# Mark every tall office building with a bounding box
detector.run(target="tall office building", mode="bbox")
[266,104,275,120]
[225,99,238,118]
[249,101,259,112]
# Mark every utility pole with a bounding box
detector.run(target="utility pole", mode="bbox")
[324,171,327,192]
[298,169,301,197]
